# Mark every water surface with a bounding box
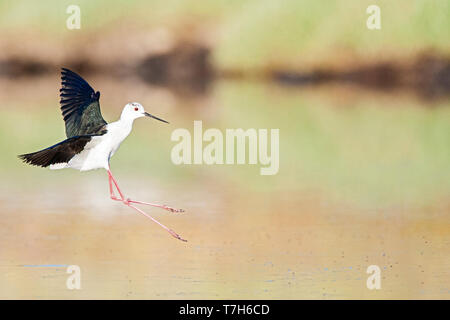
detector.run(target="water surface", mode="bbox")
[0,77,449,299]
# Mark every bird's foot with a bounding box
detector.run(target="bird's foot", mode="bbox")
[125,203,188,242]
[168,229,188,242]
[161,205,185,214]
[124,199,185,214]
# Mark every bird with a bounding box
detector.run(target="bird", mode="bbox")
[18,68,186,242]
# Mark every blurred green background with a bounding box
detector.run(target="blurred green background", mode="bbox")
[0,0,449,299]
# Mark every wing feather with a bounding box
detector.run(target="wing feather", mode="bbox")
[59,68,107,137]
[18,135,98,168]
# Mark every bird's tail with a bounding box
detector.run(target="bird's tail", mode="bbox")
[19,135,92,169]
[18,147,68,168]
[18,149,54,168]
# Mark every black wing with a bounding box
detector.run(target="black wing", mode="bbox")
[60,68,107,138]
[18,135,97,168]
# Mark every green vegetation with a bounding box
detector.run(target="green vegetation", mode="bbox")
[214,0,450,70]
[0,0,448,70]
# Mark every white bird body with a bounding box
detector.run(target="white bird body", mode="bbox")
[47,102,168,172]
[19,69,186,241]
[50,116,133,171]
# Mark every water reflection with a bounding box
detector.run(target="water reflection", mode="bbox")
[0,77,449,299]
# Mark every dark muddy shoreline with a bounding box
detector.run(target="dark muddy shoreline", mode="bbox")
[0,44,449,100]
[272,54,450,100]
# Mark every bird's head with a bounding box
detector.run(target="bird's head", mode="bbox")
[121,102,169,124]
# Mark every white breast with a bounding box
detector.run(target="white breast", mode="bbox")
[68,120,133,171]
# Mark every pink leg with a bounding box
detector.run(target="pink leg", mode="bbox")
[108,171,121,201]
[126,199,184,213]
[127,204,187,242]
[107,169,187,242]
[108,170,125,200]
[108,170,184,213]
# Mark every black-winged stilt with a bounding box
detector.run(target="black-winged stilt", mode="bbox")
[19,68,186,242]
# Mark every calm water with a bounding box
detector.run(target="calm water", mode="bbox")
[0,76,449,299]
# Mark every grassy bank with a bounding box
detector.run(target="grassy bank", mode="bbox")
[0,0,448,71]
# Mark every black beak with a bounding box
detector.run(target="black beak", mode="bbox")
[144,112,169,124]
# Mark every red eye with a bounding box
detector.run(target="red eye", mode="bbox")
[134,107,138,111]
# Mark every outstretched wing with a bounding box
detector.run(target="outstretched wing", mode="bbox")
[18,135,99,168]
[59,68,107,138]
